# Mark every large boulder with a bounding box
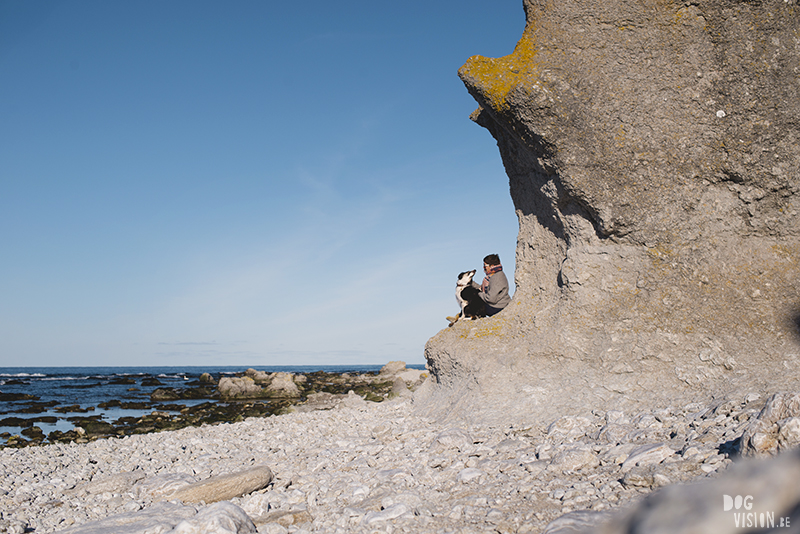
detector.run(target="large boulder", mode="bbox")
[217,377,264,400]
[380,361,428,389]
[265,372,301,398]
[380,361,407,375]
[418,0,800,425]
[244,368,271,383]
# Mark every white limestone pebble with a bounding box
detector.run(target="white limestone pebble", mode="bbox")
[455,467,484,483]
[620,443,675,471]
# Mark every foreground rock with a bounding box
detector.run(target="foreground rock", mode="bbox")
[740,392,800,457]
[165,466,273,505]
[2,388,796,533]
[587,448,800,534]
[420,0,800,425]
[57,502,256,534]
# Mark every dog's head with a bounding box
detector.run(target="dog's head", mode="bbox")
[457,270,476,286]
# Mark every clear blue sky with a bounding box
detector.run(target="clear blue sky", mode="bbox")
[0,1,523,367]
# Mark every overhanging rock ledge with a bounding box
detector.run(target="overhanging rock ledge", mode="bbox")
[415,0,800,425]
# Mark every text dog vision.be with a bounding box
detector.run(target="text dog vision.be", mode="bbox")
[724,495,791,529]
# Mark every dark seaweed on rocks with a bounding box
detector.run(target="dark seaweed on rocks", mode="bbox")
[54,405,95,413]
[0,416,57,427]
[141,377,164,386]
[0,392,39,402]
[16,401,59,413]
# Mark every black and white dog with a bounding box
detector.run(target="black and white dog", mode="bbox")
[447,270,486,327]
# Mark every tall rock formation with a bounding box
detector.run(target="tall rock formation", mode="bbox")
[418,0,800,423]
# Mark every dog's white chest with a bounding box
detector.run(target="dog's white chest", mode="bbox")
[456,284,468,308]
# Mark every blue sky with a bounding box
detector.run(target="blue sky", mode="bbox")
[0,1,523,367]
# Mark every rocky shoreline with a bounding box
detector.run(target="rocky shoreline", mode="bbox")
[1,363,426,449]
[2,364,798,533]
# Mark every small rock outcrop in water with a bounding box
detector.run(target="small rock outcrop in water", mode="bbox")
[419,0,800,425]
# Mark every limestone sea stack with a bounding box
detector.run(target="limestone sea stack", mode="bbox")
[418,0,800,425]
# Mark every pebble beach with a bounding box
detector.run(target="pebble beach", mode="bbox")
[0,378,772,534]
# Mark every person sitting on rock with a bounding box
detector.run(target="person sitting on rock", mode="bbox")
[474,254,511,316]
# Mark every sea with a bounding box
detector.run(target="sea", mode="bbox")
[0,364,426,443]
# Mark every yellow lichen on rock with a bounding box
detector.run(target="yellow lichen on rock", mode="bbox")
[459,318,506,340]
[458,31,541,111]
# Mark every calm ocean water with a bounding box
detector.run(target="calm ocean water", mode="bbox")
[0,364,425,440]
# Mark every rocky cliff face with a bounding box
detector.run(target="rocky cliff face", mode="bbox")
[418,0,800,424]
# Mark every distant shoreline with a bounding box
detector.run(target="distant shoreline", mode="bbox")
[0,362,428,448]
